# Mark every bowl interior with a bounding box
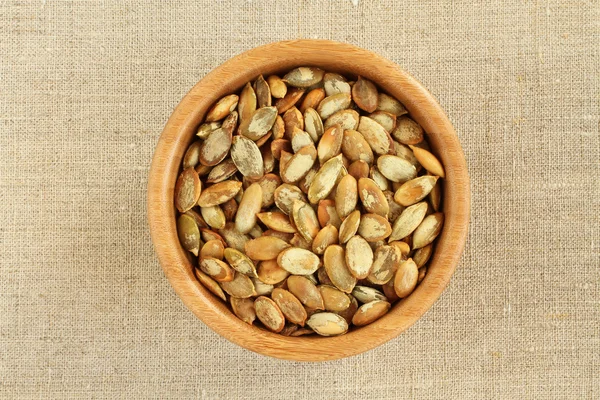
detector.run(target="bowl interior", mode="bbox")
[147,40,470,361]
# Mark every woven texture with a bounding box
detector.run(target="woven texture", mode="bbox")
[1,0,599,398]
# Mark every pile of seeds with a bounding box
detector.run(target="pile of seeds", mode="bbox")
[175,67,445,336]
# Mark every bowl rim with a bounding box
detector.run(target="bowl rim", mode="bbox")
[147,39,470,361]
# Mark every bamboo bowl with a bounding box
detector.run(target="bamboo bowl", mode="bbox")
[147,40,470,361]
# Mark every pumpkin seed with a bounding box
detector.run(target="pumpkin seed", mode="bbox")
[223,248,257,277]
[231,135,264,179]
[273,183,307,215]
[324,109,360,131]
[317,124,343,164]
[251,277,274,296]
[382,279,400,303]
[270,115,285,140]
[341,129,374,164]
[352,76,378,113]
[253,75,271,108]
[280,144,317,184]
[175,168,201,213]
[184,208,208,230]
[312,225,339,255]
[206,159,237,183]
[287,275,324,310]
[205,94,239,122]
[177,214,201,256]
[275,87,305,114]
[412,213,444,249]
[290,233,312,250]
[368,245,402,284]
[418,266,427,283]
[196,121,221,139]
[352,300,391,326]
[317,93,352,119]
[283,107,304,139]
[231,297,256,325]
[291,200,320,242]
[234,182,262,234]
[392,116,423,144]
[413,243,433,268]
[409,145,445,178]
[323,245,357,293]
[195,269,227,301]
[298,164,318,194]
[394,175,438,206]
[368,111,396,133]
[347,159,370,180]
[239,106,278,141]
[306,312,348,336]
[394,258,418,297]
[352,286,386,303]
[429,178,442,212]
[389,201,428,242]
[183,141,202,170]
[308,154,344,204]
[376,93,408,116]
[283,67,325,88]
[345,235,374,279]
[267,75,287,99]
[200,229,227,247]
[257,259,289,285]
[199,257,234,282]
[257,211,296,233]
[199,127,232,166]
[319,285,351,311]
[299,88,326,114]
[218,222,250,252]
[383,191,405,222]
[358,177,389,217]
[317,199,342,229]
[303,107,324,142]
[357,116,393,155]
[244,234,291,260]
[324,72,351,96]
[336,295,359,324]
[276,247,320,275]
[200,239,224,260]
[200,205,226,229]
[334,174,358,219]
[272,288,307,326]
[238,82,257,122]
[358,213,392,242]
[290,128,314,153]
[377,154,418,184]
[197,181,241,207]
[338,210,361,244]
[389,240,411,258]
[254,296,285,332]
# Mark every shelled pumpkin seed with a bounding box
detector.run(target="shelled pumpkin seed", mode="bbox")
[174,68,446,336]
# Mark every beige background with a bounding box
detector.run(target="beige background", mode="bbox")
[1,0,599,398]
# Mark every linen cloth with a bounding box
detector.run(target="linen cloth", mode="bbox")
[1,0,598,398]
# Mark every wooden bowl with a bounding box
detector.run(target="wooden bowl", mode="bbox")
[147,40,470,361]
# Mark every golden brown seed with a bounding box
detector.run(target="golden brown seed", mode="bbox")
[255,132,272,148]
[234,182,262,234]
[338,210,361,244]
[409,145,445,178]
[324,109,360,131]
[283,67,325,88]
[200,205,226,229]
[413,243,433,268]
[224,248,258,277]
[291,200,320,242]
[306,312,348,336]
[273,183,307,215]
[298,164,318,194]
[206,159,238,183]
[300,88,326,113]
[239,106,278,141]
[358,177,389,217]
[287,275,324,309]
[238,82,257,122]
[267,75,287,99]
[275,88,305,114]
[352,300,391,326]
[200,239,225,260]
[412,213,444,249]
[312,225,339,255]
[317,124,344,164]
[231,297,256,325]
[200,229,227,247]
[277,247,321,275]
[317,93,352,120]
[183,141,202,170]
[257,259,289,284]
[231,135,264,179]
[357,116,392,155]
[196,121,221,139]
[358,213,392,242]
[254,75,271,108]
[308,154,344,204]
[283,107,304,139]
[263,229,294,243]
[335,174,358,219]
[376,93,408,116]
[175,168,202,213]
[245,236,290,260]
[252,277,274,296]
[280,144,317,184]
[271,115,285,140]
[272,288,307,326]
[392,116,423,145]
[345,235,374,279]
[184,209,208,230]
[341,129,374,164]
[205,94,239,122]
[270,139,292,160]
[197,181,242,207]
[290,233,312,250]
[199,127,232,166]
[257,211,296,233]
[256,173,280,208]
[368,245,402,284]
[323,72,351,96]
[279,150,293,172]
[389,240,411,258]
[352,76,378,113]
[352,286,386,303]
[319,285,351,312]
[303,107,324,142]
[199,257,234,282]
[195,164,212,177]
[336,295,359,324]
[290,128,314,152]
[254,296,285,332]
[323,245,357,293]
[177,214,201,256]
[429,178,442,212]
[221,111,239,135]
[247,224,263,239]
[389,201,428,242]
[195,268,227,301]
[369,166,390,192]
[384,190,405,222]
[394,176,438,206]
[290,327,314,337]
[348,159,370,180]
[218,222,250,252]
[394,258,418,298]
[317,199,342,229]
[368,111,396,133]
[377,154,417,183]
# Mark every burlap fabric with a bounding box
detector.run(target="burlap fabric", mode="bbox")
[1,1,598,398]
